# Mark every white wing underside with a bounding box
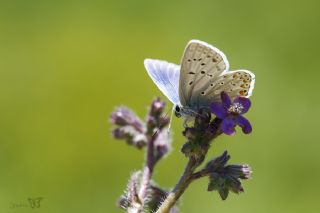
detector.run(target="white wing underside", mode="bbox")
[179,40,255,108]
[144,59,180,105]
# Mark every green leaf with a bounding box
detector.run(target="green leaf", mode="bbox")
[218,187,229,200]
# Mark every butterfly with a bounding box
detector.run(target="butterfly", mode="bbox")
[28,197,43,208]
[144,40,255,122]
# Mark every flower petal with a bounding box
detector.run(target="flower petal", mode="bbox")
[221,118,236,135]
[210,102,227,119]
[221,92,232,108]
[234,97,251,114]
[236,115,252,134]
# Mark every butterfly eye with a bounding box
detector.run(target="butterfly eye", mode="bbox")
[174,105,181,118]
[175,105,180,112]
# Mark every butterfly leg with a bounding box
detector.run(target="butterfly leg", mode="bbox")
[183,119,189,128]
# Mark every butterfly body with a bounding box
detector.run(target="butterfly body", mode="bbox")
[174,104,199,119]
[144,40,255,120]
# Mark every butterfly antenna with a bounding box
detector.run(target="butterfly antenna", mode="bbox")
[151,107,172,139]
[167,106,175,134]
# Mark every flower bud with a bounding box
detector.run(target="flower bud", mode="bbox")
[206,151,252,200]
[110,107,144,132]
[158,116,170,129]
[132,134,148,149]
[112,126,146,149]
[183,127,197,140]
[205,151,230,171]
[149,98,166,117]
[225,164,252,179]
[154,130,172,162]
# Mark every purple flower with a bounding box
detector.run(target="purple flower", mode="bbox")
[210,92,252,135]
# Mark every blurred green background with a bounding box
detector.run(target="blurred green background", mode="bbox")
[1,0,319,212]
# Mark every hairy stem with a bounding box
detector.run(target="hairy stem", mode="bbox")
[138,135,155,204]
[156,122,222,213]
[156,157,199,213]
[190,168,211,180]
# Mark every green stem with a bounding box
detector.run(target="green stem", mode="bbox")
[156,117,222,213]
[156,157,198,213]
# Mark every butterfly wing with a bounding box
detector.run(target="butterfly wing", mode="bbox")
[204,69,255,103]
[179,40,229,107]
[144,59,180,105]
[179,40,255,108]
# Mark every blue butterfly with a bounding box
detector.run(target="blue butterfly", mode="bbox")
[145,40,255,121]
